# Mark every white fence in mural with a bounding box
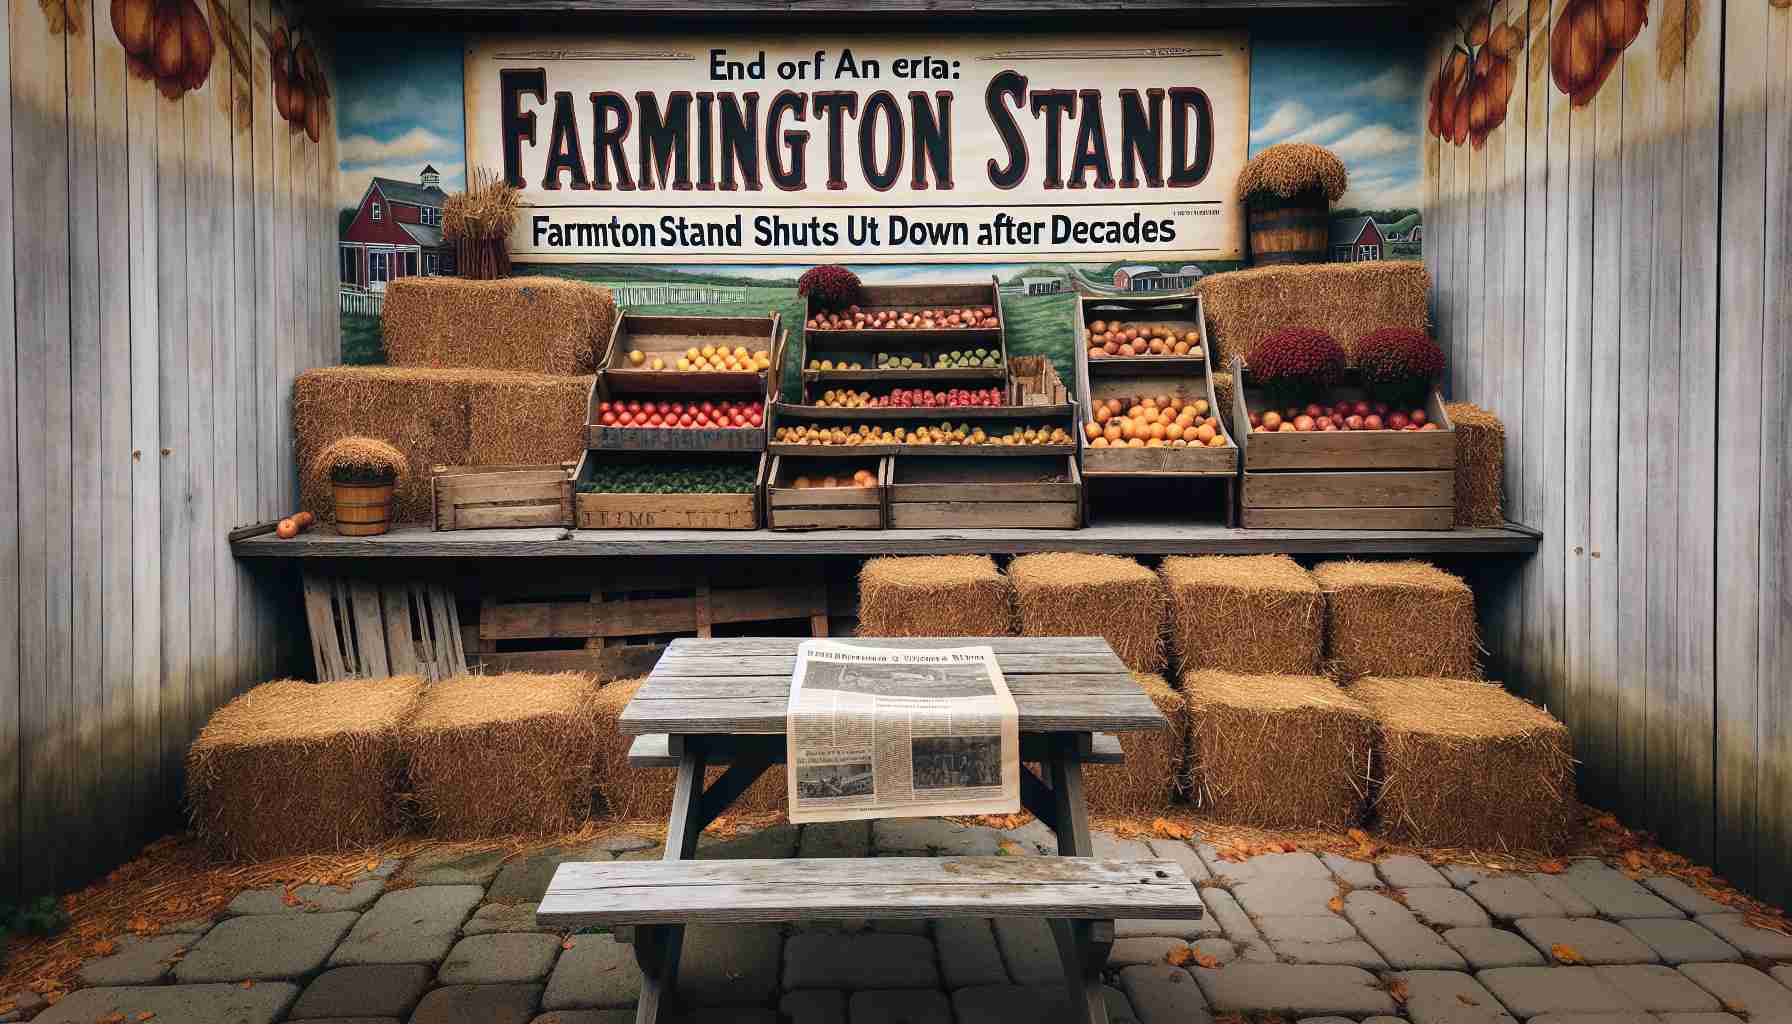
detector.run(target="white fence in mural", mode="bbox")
[341,287,385,317]
[611,284,745,306]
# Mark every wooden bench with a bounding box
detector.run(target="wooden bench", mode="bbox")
[539,856,1204,1024]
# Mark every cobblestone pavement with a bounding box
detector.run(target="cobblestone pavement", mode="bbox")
[19,820,1792,1024]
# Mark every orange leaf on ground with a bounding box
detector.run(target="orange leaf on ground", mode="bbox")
[1551,943,1586,964]
[1722,1000,1747,1015]
[1458,993,1480,1006]
[1385,979,1410,1004]
[1327,896,1345,914]
[1193,951,1221,969]
[1165,945,1196,967]
[1152,818,1194,840]
[90,939,118,957]
[240,980,255,989]
[138,1013,157,1021]
[100,1013,126,1024]
[1536,860,1567,874]
[1744,911,1792,935]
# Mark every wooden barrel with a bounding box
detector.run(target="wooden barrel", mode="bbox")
[1248,197,1331,265]
[332,481,394,536]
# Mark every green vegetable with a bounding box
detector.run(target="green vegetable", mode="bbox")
[577,461,758,495]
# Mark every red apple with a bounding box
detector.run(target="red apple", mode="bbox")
[1345,414,1364,430]
[1316,416,1333,430]
[1410,409,1428,426]
[1364,414,1384,430]
[1294,415,1316,432]
[1388,412,1411,429]
[1305,404,1324,419]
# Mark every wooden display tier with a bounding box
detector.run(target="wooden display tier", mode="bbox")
[887,454,1083,530]
[767,401,1078,459]
[600,312,783,394]
[766,455,890,531]
[801,275,1008,399]
[572,450,765,531]
[1076,292,1211,370]
[585,329,786,452]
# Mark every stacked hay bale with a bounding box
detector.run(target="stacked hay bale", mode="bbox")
[1350,676,1574,851]
[1183,670,1374,830]
[1197,261,1430,371]
[591,678,786,819]
[380,275,615,375]
[405,672,602,838]
[1161,554,1323,674]
[188,676,424,860]
[1083,672,1188,816]
[466,372,595,466]
[1311,560,1481,681]
[1210,370,1235,430]
[293,366,475,521]
[1443,402,1506,527]
[857,555,1014,637]
[1007,553,1164,673]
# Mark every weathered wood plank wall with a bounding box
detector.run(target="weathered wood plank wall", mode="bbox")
[1428,0,1791,902]
[0,2,336,903]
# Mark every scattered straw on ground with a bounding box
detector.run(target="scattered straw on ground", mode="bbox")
[467,373,593,467]
[293,366,476,522]
[1236,142,1349,204]
[591,678,786,820]
[1083,673,1187,816]
[1183,670,1375,831]
[1161,554,1324,675]
[1198,262,1430,372]
[1444,401,1506,527]
[857,555,1014,637]
[1351,676,1575,853]
[381,275,615,375]
[405,673,602,838]
[187,677,424,862]
[1312,560,1482,681]
[1007,553,1165,673]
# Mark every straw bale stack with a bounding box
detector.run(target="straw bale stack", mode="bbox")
[467,372,594,467]
[405,673,602,838]
[381,275,615,375]
[310,436,408,487]
[1210,371,1235,429]
[1183,670,1375,830]
[187,676,423,860]
[857,555,1014,637]
[1197,262,1430,371]
[293,366,475,522]
[1082,673,1187,816]
[1444,402,1506,527]
[1312,560,1481,681]
[1008,553,1165,673]
[1351,676,1575,851]
[1161,554,1323,675]
[591,678,786,820]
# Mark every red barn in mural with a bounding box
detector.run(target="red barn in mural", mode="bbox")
[1329,216,1386,262]
[339,165,457,291]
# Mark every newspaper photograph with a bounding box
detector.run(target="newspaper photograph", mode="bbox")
[786,640,1020,824]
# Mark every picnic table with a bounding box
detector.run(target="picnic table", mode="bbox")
[538,636,1204,1024]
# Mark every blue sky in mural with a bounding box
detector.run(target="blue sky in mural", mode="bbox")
[1249,34,1425,211]
[335,32,466,209]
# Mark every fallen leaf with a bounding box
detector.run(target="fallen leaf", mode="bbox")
[1722,999,1747,1014]
[1327,896,1345,914]
[1744,911,1792,936]
[1386,979,1410,1004]
[365,858,381,872]
[1592,814,1622,832]
[1536,859,1567,875]
[1551,943,1586,964]
[1166,944,1196,967]
[1458,994,1480,1006]
[1151,818,1194,840]
[1194,951,1221,969]
[240,980,255,989]
[100,1013,127,1024]
[138,1013,157,1022]
[91,938,118,957]
[561,938,576,950]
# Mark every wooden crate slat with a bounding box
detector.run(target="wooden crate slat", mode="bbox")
[348,579,390,678]
[1243,470,1455,510]
[380,583,420,676]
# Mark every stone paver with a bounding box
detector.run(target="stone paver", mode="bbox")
[76,933,199,987]
[697,823,800,860]
[489,848,599,904]
[1516,918,1659,965]
[1111,936,1192,967]
[401,848,510,886]
[1695,913,1792,960]
[593,831,657,854]
[1191,963,1398,1016]
[228,879,385,915]
[439,932,562,984]
[1260,915,1388,969]
[465,901,553,935]
[783,931,939,990]
[32,983,301,1024]
[872,819,1003,855]
[1621,918,1741,964]
[848,988,953,1024]
[798,820,870,858]
[1470,877,1579,922]
[676,924,783,1005]
[1659,1015,1746,1024]
[1392,969,1516,1024]
[1443,927,1546,969]
[1323,854,1382,889]
[1001,819,1059,855]
[1146,839,1213,883]
[1364,1017,1413,1024]
[175,910,359,982]
[1298,1017,1355,1024]
[1677,963,1792,1021]
[541,933,639,1011]
[1201,887,1276,962]
[1248,851,1334,881]
[780,989,846,1024]
[1093,833,1157,860]
[1528,874,1600,917]
[932,918,1010,987]
[289,964,433,1020]
[1120,963,1214,1024]
[1592,965,1722,1013]
[1643,877,1732,917]
[409,983,542,1024]
[1343,891,1466,970]
[1192,937,1239,965]
[531,1013,633,1024]
[1116,916,1219,940]
[330,885,484,966]
[1477,967,1640,1018]
[1559,861,1683,919]
[992,916,1062,986]
[1527,1014,1656,1024]
[951,984,1133,1024]
[679,1010,779,1024]
[1234,876,1344,918]
[0,989,47,1023]
[1407,887,1494,929]
[1379,855,1452,888]
[1777,964,1792,989]
[1443,866,1503,887]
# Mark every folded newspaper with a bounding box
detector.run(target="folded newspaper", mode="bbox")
[785,639,1020,823]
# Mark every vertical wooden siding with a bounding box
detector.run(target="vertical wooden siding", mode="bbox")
[1428,0,1791,901]
[0,3,336,902]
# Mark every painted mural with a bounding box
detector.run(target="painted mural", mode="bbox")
[337,27,1429,369]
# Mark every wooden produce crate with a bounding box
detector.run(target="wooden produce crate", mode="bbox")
[1230,355,1457,529]
[767,401,1079,458]
[886,454,1083,529]
[572,450,764,530]
[586,329,786,452]
[600,312,782,394]
[1007,355,1069,406]
[766,455,889,531]
[801,276,1007,396]
[430,463,574,531]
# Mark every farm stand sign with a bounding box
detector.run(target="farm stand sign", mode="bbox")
[465,32,1249,263]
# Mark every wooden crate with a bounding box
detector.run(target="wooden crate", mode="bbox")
[767,400,1079,459]
[801,276,1008,397]
[887,454,1083,529]
[599,312,782,395]
[1230,355,1457,529]
[431,463,574,531]
[586,327,786,451]
[572,450,764,530]
[1007,355,1069,406]
[766,455,889,531]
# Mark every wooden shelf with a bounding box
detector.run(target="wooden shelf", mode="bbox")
[803,367,1007,384]
[234,521,1543,558]
[779,403,1074,422]
[1085,352,1207,373]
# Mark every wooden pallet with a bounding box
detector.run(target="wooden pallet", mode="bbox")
[301,572,466,682]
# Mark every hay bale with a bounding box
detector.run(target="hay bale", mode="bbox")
[468,373,594,466]
[405,672,602,838]
[380,275,615,375]
[1160,555,1323,675]
[1350,676,1575,851]
[310,436,409,488]
[1007,553,1165,673]
[1236,142,1349,205]
[187,676,423,860]
[1211,371,1235,429]
[857,556,1013,637]
[293,366,474,522]
[1444,402,1506,527]
[1082,673,1187,816]
[1197,262,1430,371]
[1312,560,1481,681]
[1183,670,1374,830]
[592,678,785,821]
